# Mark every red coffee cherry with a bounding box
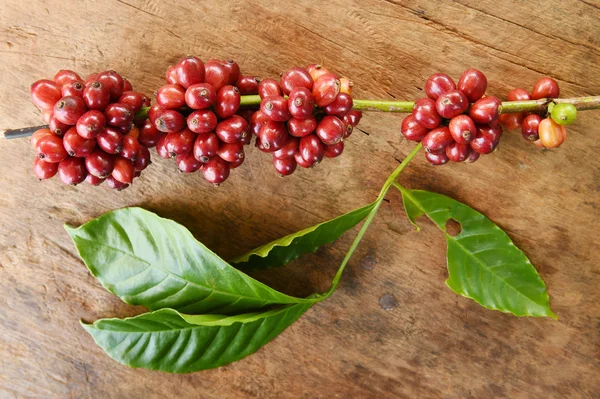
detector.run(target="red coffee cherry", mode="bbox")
[61,80,85,98]
[401,115,429,142]
[299,134,324,166]
[176,56,205,88]
[306,64,329,82]
[97,127,124,154]
[76,110,106,139]
[470,124,502,154]
[435,90,469,119]
[36,134,68,163]
[166,65,179,85]
[165,129,196,157]
[261,95,292,122]
[272,137,299,159]
[156,84,186,109]
[138,119,162,148]
[324,141,344,158]
[412,98,441,129]
[202,157,230,185]
[521,114,542,141]
[54,70,82,87]
[236,75,261,95]
[288,116,317,137]
[33,157,59,180]
[204,60,230,92]
[30,128,54,148]
[280,67,313,94]
[457,69,487,102]
[134,147,151,171]
[422,127,454,154]
[85,150,115,178]
[187,109,218,134]
[273,156,297,176]
[448,115,476,143]
[316,116,345,145]
[259,121,288,151]
[120,134,141,161]
[97,70,124,101]
[54,96,86,125]
[250,110,271,137]
[63,127,96,157]
[324,93,353,117]
[217,142,245,163]
[155,109,185,133]
[105,175,129,190]
[222,59,240,85]
[104,103,134,129]
[288,87,315,119]
[193,132,220,163]
[531,77,559,100]
[83,81,111,110]
[424,73,456,100]
[312,73,340,107]
[425,151,449,166]
[176,152,203,173]
[446,142,470,162]
[58,157,87,185]
[215,85,240,119]
[112,156,135,184]
[31,79,62,110]
[49,115,70,136]
[216,115,249,143]
[469,96,502,124]
[258,78,283,99]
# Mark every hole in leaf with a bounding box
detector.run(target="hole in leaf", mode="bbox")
[445,218,462,237]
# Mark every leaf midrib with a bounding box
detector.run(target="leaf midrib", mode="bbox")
[401,189,548,309]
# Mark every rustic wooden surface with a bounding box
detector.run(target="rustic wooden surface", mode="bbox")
[1,0,599,398]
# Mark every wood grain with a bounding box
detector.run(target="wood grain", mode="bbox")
[1,0,599,397]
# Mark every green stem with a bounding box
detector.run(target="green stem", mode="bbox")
[316,142,423,301]
[352,99,414,112]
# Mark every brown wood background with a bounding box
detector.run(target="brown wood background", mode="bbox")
[1,0,599,398]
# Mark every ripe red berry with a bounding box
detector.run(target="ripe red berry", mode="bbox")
[83,81,111,110]
[507,88,531,101]
[299,134,324,166]
[165,129,195,157]
[312,73,340,107]
[120,134,140,161]
[273,157,297,176]
[105,175,129,190]
[134,147,151,171]
[30,128,54,148]
[306,64,329,82]
[465,148,480,163]
[97,71,124,101]
[288,116,317,137]
[215,85,240,119]
[166,65,179,85]
[412,98,441,129]
[343,110,362,127]
[469,96,501,124]
[156,134,171,159]
[122,78,133,92]
[118,91,146,112]
[202,157,230,185]
[49,115,70,136]
[324,141,344,158]
[138,119,162,147]
[401,115,429,142]
[288,87,315,119]
[470,124,502,154]
[156,84,186,109]
[448,114,476,143]
[85,150,115,178]
[97,127,124,154]
[61,80,85,98]
[31,79,62,110]
[217,142,245,163]
[222,60,240,85]
[261,95,291,122]
[324,93,353,117]
[112,156,135,184]
[36,135,68,163]
[104,103,134,128]
[521,114,542,141]
[176,152,203,173]
[54,70,82,87]
[425,152,449,166]
[423,127,454,154]
[531,77,559,100]
[58,157,87,185]
[147,104,163,123]
[436,90,469,119]
[54,96,86,125]
[176,56,205,88]
[184,83,217,110]
[204,60,230,92]
[258,78,283,99]
[43,110,53,124]
[446,142,470,162]
[259,121,288,151]
[33,157,58,180]
[457,69,487,102]
[187,109,217,134]
[215,115,249,143]
[236,75,260,95]
[85,174,104,186]
[155,109,185,133]
[250,110,271,136]
[272,137,299,159]
[316,116,345,145]
[63,127,96,157]
[342,122,354,139]
[193,132,219,163]
[76,110,106,139]
[85,73,99,85]
[280,67,313,95]
[424,73,456,100]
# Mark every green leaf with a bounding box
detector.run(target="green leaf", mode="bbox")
[231,202,376,269]
[66,207,315,315]
[398,186,555,319]
[82,303,311,373]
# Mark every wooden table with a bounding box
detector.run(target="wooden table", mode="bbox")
[1,1,599,397]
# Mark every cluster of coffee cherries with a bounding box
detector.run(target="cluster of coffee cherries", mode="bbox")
[499,77,573,148]
[401,69,502,165]
[148,56,260,184]
[29,70,152,189]
[250,64,362,175]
